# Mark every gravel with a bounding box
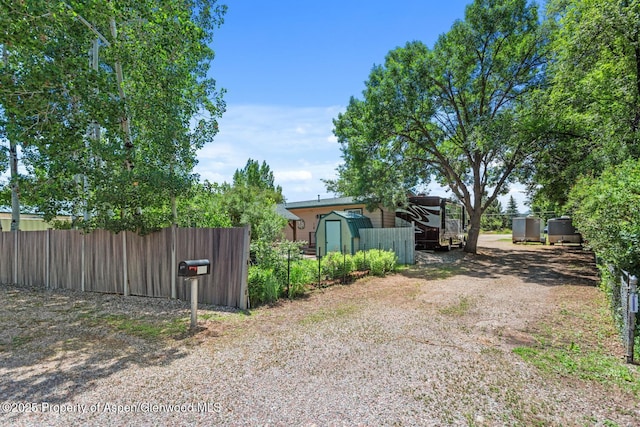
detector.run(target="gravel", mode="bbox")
[1,235,639,426]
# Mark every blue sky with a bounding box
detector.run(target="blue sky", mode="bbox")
[195,0,529,209]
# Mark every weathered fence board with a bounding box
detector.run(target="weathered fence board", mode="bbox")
[17,231,48,287]
[49,229,83,290]
[359,227,415,265]
[175,227,249,308]
[127,228,172,298]
[0,232,15,284]
[0,226,249,309]
[86,229,125,295]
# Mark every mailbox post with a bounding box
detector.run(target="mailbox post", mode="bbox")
[178,259,211,329]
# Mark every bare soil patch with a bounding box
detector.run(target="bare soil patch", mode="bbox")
[1,234,638,426]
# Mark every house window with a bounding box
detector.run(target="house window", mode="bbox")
[345,208,362,215]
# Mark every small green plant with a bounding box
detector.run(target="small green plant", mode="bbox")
[513,346,640,395]
[365,249,397,276]
[439,296,473,316]
[513,300,640,396]
[322,251,355,280]
[288,260,315,298]
[248,266,282,306]
[91,314,187,339]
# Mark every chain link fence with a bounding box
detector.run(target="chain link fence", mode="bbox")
[604,264,638,363]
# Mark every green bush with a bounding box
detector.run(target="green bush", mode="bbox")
[248,266,281,306]
[568,159,640,272]
[287,259,316,297]
[364,249,397,276]
[322,252,355,280]
[249,247,398,306]
[352,251,369,271]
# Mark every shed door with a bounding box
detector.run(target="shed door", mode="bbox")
[325,220,342,253]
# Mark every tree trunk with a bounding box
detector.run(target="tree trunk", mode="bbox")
[9,140,20,232]
[464,209,482,254]
[4,45,20,232]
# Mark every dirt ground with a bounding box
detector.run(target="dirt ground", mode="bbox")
[1,234,639,426]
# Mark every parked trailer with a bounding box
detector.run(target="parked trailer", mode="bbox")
[512,217,545,244]
[547,216,582,245]
[396,196,466,250]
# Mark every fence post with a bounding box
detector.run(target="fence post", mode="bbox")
[317,246,322,287]
[81,232,86,292]
[343,245,347,283]
[13,230,18,285]
[46,229,50,289]
[171,225,177,299]
[287,248,291,299]
[240,225,251,310]
[404,239,407,265]
[625,272,638,363]
[122,231,129,296]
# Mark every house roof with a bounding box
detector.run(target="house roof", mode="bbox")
[281,196,358,209]
[274,204,300,221]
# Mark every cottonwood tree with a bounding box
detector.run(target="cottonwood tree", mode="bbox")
[528,0,640,208]
[0,1,82,230]
[329,0,547,253]
[0,0,226,233]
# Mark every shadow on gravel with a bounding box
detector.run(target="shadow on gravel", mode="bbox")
[0,287,191,406]
[403,244,598,288]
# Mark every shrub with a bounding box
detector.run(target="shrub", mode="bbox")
[365,249,397,276]
[322,252,355,280]
[352,251,369,271]
[568,159,640,272]
[248,266,281,306]
[287,259,316,297]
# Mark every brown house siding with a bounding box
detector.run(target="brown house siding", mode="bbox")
[282,202,395,245]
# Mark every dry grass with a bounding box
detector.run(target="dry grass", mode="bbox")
[1,235,639,426]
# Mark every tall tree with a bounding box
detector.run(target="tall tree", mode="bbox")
[329,0,547,253]
[481,198,506,231]
[222,159,285,240]
[0,0,226,233]
[176,181,232,228]
[529,0,640,207]
[232,159,283,198]
[505,195,520,228]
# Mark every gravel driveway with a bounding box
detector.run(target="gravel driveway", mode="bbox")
[1,234,639,426]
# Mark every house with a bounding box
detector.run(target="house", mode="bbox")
[0,212,71,232]
[277,196,395,252]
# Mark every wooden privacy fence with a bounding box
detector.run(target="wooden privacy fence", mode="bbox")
[359,227,415,265]
[0,226,250,309]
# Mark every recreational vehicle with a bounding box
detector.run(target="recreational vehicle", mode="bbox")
[396,196,466,250]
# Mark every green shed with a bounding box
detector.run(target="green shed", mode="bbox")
[315,211,373,256]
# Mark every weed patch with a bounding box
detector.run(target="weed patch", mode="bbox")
[439,296,474,316]
[513,299,640,396]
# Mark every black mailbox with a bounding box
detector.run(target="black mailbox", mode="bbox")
[178,259,211,277]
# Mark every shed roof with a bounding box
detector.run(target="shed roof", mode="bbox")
[322,210,373,238]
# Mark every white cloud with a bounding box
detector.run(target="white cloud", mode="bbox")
[274,170,313,182]
[194,103,345,201]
